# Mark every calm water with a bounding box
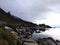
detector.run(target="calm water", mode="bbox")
[32,28,60,40]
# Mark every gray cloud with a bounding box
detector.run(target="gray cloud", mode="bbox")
[0,0,60,22]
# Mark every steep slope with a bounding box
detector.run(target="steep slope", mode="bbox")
[0,8,37,27]
[0,8,38,45]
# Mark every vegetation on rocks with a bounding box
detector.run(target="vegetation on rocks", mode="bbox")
[0,26,21,45]
[0,8,55,45]
[0,8,38,45]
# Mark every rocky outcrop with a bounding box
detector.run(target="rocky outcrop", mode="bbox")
[36,37,57,45]
[22,39,38,45]
[1,8,60,45]
[56,40,60,45]
[18,37,60,45]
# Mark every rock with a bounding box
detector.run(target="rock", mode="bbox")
[56,40,60,45]
[4,26,13,30]
[36,37,57,45]
[46,39,56,45]
[22,39,38,45]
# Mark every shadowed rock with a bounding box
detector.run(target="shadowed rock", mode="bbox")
[36,37,57,45]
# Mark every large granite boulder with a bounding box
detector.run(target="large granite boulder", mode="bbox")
[22,39,38,45]
[37,37,57,45]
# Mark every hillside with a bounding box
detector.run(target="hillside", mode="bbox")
[0,8,37,45]
[0,8,38,45]
[0,8,37,27]
[0,8,53,45]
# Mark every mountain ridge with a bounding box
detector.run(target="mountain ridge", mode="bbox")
[0,8,37,27]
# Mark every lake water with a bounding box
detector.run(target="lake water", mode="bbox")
[32,28,60,41]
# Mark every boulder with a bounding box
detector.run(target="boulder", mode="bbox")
[36,37,57,45]
[22,39,38,45]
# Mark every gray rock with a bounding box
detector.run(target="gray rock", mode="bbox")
[46,39,56,45]
[22,39,38,45]
[36,37,57,45]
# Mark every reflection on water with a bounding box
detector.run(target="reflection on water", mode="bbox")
[32,28,60,40]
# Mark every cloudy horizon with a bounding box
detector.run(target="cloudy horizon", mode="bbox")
[0,0,60,27]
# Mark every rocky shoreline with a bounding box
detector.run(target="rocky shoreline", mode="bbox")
[18,37,60,45]
[0,8,60,45]
[1,24,59,45]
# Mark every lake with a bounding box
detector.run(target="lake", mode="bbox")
[32,28,60,41]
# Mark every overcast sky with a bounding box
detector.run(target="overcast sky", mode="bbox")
[0,0,60,27]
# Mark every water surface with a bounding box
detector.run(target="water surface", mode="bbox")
[32,28,60,40]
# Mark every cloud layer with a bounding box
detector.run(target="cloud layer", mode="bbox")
[0,0,60,26]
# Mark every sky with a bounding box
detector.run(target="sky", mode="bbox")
[0,0,60,27]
